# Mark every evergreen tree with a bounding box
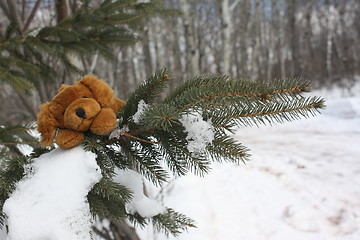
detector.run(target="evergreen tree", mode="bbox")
[0,68,324,238]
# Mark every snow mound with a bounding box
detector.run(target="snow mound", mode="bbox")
[3,146,102,240]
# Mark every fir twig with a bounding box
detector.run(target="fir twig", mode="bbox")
[120,68,172,125]
[122,132,160,145]
[152,208,196,237]
[87,178,132,220]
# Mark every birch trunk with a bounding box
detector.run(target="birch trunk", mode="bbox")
[180,0,200,76]
[240,0,250,77]
[152,17,165,70]
[219,0,232,75]
[279,0,286,79]
[142,26,154,76]
[287,0,298,77]
[251,0,261,80]
[266,0,276,81]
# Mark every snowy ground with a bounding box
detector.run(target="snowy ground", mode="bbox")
[138,87,360,240]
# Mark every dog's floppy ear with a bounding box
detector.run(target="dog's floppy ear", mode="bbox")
[79,75,116,108]
[112,98,126,113]
[37,102,58,147]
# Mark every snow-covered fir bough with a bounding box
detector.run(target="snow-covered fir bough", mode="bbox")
[0,69,324,239]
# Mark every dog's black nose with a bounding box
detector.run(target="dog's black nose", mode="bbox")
[76,108,85,118]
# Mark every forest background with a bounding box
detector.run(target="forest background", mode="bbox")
[0,0,359,129]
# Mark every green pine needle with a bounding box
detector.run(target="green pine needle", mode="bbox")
[152,208,196,237]
[87,178,132,221]
[207,135,250,164]
[0,123,39,147]
[120,68,172,125]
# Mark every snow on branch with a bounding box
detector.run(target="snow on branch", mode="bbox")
[179,111,215,154]
[114,169,166,218]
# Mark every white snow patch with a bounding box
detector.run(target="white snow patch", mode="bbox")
[132,100,148,124]
[3,146,102,240]
[113,169,166,218]
[109,124,129,139]
[179,111,214,154]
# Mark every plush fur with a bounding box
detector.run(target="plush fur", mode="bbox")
[37,75,125,150]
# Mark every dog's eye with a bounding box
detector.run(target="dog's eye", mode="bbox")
[82,96,88,98]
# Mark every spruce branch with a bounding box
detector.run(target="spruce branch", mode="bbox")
[85,70,324,238]
[90,178,133,203]
[87,178,132,220]
[0,124,39,154]
[127,212,147,228]
[152,208,196,237]
[121,141,169,186]
[173,77,311,114]
[120,68,172,125]
[121,131,160,145]
[207,135,250,164]
[139,75,324,131]
[152,132,190,176]
[150,129,212,176]
[225,96,325,127]
[139,104,181,132]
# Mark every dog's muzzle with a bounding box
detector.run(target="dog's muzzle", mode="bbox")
[64,98,101,131]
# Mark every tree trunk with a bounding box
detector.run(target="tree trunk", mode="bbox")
[94,220,141,240]
[266,0,276,81]
[55,0,69,23]
[251,0,261,80]
[219,0,232,75]
[142,26,153,76]
[152,17,165,70]
[279,0,286,79]
[287,0,298,77]
[240,0,250,77]
[180,0,200,77]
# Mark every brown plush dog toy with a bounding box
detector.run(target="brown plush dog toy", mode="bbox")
[37,75,125,150]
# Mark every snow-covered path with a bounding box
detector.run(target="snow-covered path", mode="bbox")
[139,94,360,240]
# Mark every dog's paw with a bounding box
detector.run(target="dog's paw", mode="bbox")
[56,129,84,150]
